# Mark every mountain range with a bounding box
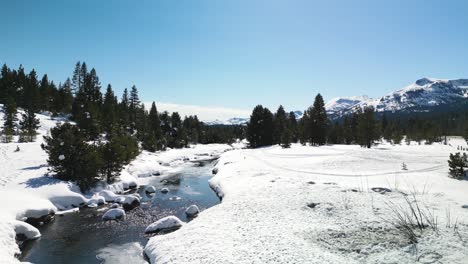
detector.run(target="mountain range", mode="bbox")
[205,78,468,125]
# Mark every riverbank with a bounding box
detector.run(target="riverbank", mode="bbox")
[0,109,243,263]
[145,138,468,264]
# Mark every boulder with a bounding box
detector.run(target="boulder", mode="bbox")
[145,185,156,194]
[144,216,183,234]
[122,196,141,211]
[102,208,126,221]
[185,205,200,217]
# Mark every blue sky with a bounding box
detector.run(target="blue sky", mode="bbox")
[2,0,468,116]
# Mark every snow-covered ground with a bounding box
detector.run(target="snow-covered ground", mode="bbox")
[145,139,468,264]
[0,108,241,263]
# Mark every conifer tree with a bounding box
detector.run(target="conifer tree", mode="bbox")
[41,123,103,191]
[101,133,128,183]
[309,94,328,145]
[39,74,51,111]
[287,111,298,143]
[53,78,73,114]
[1,96,17,143]
[102,84,118,135]
[357,106,378,148]
[247,105,274,148]
[129,85,140,133]
[273,105,287,145]
[0,64,11,104]
[71,61,83,93]
[19,108,40,142]
[147,102,163,150]
[280,126,292,148]
[448,152,467,179]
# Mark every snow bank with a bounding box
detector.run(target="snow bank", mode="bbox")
[145,140,468,264]
[99,190,122,202]
[102,208,126,221]
[13,220,40,241]
[144,216,183,234]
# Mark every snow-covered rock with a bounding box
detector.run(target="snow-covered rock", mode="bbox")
[49,193,88,210]
[144,216,183,234]
[99,190,122,202]
[13,220,41,241]
[145,185,156,194]
[122,196,141,211]
[185,205,200,217]
[102,208,126,221]
[160,188,169,194]
[87,195,106,207]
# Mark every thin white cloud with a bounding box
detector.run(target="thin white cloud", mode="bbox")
[144,102,250,122]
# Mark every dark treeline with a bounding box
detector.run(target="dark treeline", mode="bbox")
[0,62,245,190]
[247,94,468,149]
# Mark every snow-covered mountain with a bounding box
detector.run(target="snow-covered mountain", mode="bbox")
[204,117,249,126]
[325,96,374,116]
[326,78,468,118]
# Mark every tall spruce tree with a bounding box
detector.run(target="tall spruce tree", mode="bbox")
[309,94,328,145]
[39,74,51,111]
[287,111,298,143]
[102,84,118,135]
[246,105,274,148]
[273,105,287,144]
[129,85,140,134]
[357,106,378,148]
[19,108,40,142]
[1,96,17,143]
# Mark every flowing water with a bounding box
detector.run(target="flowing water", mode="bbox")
[20,160,220,264]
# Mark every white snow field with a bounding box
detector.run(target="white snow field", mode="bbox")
[0,107,240,263]
[145,139,468,264]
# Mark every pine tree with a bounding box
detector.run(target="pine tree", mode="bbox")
[101,134,128,183]
[390,122,404,145]
[129,85,140,133]
[71,61,83,93]
[144,102,163,151]
[357,106,378,148]
[19,108,39,142]
[448,152,467,179]
[302,94,328,146]
[273,105,287,145]
[53,78,73,114]
[309,94,328,145]
[22,69,40,114]
[287,111,298,143]
[102,84,118,135]
[246,105,274,148]
[0,64,11,104]
[41,123,103,191]
[464,126,468,144]
[39,74,51,111]
[1,96,17,143]
[280,126,292,148]
[119,88,130,132]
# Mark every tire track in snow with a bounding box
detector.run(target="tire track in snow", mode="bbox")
[246,149,445,178]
